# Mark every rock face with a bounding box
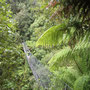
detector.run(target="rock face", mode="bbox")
[22,42,51,89]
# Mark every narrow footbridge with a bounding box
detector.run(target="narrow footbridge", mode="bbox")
[22,42,73,90]
[22,42,51,89]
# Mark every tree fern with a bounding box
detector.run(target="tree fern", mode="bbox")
[48,34,90,72]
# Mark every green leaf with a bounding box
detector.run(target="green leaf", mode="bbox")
[36,23,67,47]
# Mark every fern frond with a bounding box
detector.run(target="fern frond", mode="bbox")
[74,75,90,90]
[48,34,90,70]
[72,38,90,73]
[48,47,71,69]
[50,67,80,89]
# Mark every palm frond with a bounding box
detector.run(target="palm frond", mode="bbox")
[36,23,67,47]
[36,21,77,47]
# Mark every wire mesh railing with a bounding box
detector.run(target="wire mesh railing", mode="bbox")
[22,42,51,89]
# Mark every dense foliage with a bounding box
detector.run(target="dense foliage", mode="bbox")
[36,0,90,90]
[0,0,90,90]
